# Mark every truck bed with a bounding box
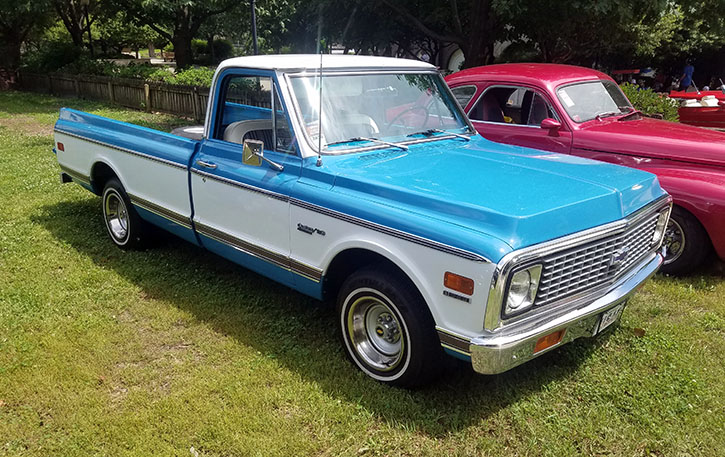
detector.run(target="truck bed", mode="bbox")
[54,108,201,244]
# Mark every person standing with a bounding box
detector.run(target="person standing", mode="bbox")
[680,59,695,91]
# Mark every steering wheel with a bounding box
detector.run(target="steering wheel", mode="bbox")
[386,105,430,130]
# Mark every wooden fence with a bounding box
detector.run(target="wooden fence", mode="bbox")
[17,72,211,123]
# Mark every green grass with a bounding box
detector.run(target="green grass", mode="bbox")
[1,90,724,456]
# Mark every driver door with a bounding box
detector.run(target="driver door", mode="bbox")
[191,70,300,287]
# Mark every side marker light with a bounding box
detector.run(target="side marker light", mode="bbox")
[444,272,474,295]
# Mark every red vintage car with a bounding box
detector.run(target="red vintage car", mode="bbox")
[446,63,725,274]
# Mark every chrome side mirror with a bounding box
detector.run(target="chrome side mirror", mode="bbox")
[242,139,263,167]
[242,138,284,171]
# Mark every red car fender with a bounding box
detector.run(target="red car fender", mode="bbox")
[643,166,725,259]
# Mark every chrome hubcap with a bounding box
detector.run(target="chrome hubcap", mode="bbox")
[663,219,685,265]
[348,296,404,371]
[105,191,129,241]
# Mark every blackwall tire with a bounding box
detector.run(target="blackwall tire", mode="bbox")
[660,206,710,275]
[337,265,444,387]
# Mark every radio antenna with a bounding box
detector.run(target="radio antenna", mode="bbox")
[316,52,323,167]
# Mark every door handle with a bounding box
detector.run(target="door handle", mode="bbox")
[196,159,217,169]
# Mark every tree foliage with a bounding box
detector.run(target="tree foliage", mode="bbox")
[109,0,239,68]
[0,0,53,69]
[620,82,679,121]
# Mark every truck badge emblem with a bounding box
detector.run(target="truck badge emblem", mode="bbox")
[297,223,325,236]
[610,246,630,268]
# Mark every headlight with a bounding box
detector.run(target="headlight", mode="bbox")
[652,210,669,245]
[504,264,542,317]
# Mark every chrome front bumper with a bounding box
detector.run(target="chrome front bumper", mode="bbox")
[469,250,663,375]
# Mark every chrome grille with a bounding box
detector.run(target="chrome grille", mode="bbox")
[535,212,660,306]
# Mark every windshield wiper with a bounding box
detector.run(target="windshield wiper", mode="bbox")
[325,137,408,151]
[406,128,471,141]
[618,108,642,120]
[594,111,620,121]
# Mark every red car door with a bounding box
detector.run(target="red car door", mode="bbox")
[457,84,573,154]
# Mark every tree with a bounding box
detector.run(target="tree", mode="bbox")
[112,0,239,68]
[53,0,98,52]
[376,0,503,68]
[496,0,669,66]
[0,0,53,70]
[94,10,161,56]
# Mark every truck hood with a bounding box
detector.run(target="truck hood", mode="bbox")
[575,117,725,167]
[322,136,665,259]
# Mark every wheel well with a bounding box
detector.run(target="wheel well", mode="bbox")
[90,162,118,195]
[671,203,712,247]
[323,248,424,305]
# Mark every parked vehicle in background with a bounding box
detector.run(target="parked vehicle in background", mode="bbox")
[669,89,725,129]
[447,63,725,274]
[55,55,670,386]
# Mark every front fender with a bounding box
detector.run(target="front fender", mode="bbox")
[646,165,725,259]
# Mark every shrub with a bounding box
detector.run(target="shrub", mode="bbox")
[193,39,234,65]
[191,39,207,57]
[22,41,84,73]
[164,67,215,87]
[114,63,163,80]
[56,57,116,76]
[620,82,679,122]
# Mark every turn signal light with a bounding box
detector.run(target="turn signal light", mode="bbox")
[444,272,474,295]
[534,330,565,353]
[57,142,65,151]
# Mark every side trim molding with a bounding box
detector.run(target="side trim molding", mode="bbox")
[436,327,472,356]
[191,168,288,201]
[59,164,91,187]
[290,198,490,263]
[54,128,187,169]
[195,221,323,282]
[191,168,488,263]
[128,193,192,229]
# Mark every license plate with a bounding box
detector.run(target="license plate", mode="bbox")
[597,303,625,334]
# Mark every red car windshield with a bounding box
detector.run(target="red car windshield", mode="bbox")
[556,80,633,123]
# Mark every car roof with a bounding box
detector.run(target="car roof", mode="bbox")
[217,54,436,73]
[446,63,613,89]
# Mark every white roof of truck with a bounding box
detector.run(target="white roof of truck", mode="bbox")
[216,54,436,72]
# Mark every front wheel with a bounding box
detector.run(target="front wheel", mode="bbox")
[660,206,710,275]
[337,266,444,387]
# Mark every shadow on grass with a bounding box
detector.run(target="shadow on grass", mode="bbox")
[35,198,624,437]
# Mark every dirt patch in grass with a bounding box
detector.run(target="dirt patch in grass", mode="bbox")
[0,114,53,137]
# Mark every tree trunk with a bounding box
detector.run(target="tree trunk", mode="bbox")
[0,38,22,70]
[207,34,215,63]
[173,32,194,69]
[0,26,29,70]
[460,0,495,68]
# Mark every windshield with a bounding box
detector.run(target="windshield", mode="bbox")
[289,72,471,153]
[556,80,633,123]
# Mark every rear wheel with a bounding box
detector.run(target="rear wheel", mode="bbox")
[337,266,444,387]
[660,206,710,275]
[102,179,148,250]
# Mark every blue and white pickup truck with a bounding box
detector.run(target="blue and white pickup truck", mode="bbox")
[54,55,671,386]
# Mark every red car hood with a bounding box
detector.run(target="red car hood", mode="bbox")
[574,117,725,167]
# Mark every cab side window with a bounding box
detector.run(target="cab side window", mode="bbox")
[215,74,295,154]
[470,86,557,126]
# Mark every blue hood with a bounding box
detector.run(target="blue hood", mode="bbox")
[312,136,665,262]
